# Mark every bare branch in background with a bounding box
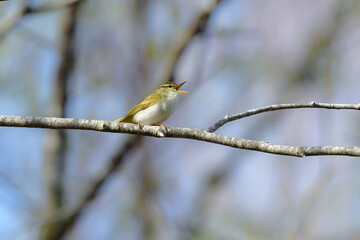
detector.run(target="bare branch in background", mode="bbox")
[0,0,82,41]
[41,136,140,240]
[207,102,360,132]
[162,0,226,83]
[0,0,27,39]
[24,0,82,14]
[1,101,360,157]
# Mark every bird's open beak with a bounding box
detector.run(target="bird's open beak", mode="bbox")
[175,81,187,94]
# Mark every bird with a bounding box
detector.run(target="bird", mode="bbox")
[114,82,187,126]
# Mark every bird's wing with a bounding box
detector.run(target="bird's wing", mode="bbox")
[114,93,160,122]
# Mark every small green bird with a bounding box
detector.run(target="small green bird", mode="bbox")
[115,82,187,126]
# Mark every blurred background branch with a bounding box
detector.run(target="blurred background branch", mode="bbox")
[162,0,226,83]
[0,0,82,41]
[40,1,81,240]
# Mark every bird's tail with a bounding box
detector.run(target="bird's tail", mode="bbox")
[114,117,124,122]
[114,116,133,123]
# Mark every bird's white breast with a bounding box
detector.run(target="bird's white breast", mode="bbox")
[133,91,179,125]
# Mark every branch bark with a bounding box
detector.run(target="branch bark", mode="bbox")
[1,109,359,158]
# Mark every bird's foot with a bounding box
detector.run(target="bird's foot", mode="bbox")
[153,124,167,130]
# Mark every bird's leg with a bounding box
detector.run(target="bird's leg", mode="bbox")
[137,121,143,128]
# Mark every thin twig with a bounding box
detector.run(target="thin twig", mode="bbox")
[207,101,360,133]
[0,114,359,157]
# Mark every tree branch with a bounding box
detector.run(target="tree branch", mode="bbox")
[0,112,359,157]
[207,101,360,133]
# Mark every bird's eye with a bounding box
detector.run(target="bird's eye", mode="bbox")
[168,86,172,88]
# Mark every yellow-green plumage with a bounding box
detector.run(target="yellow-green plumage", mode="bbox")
[114,82,187,125]
[114,92,160,123]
